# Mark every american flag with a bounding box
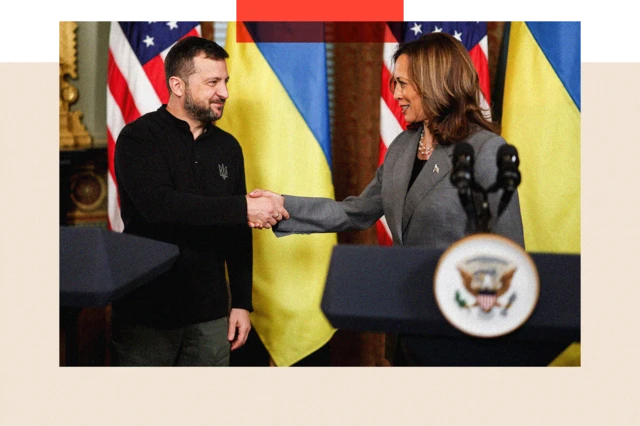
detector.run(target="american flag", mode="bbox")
[107,21,201,231]
[377,21,491,245]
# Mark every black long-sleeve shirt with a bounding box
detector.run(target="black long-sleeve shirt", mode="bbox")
[113,105,252,328]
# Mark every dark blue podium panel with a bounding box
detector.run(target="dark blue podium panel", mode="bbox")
[60,227,179,307]
[322,245,580,343]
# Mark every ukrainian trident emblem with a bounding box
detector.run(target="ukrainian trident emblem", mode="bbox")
[218,163,228,180]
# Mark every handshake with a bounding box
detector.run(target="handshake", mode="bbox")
[245,189,289,229]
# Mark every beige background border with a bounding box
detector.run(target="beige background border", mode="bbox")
[0,62,638,425]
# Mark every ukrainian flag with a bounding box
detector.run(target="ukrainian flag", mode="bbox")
[501,22,581,254]
[218,22,336,366]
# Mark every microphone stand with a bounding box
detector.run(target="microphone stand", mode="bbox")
[476,190,492,233]
[476,182,504,234]
[477,180,513,234]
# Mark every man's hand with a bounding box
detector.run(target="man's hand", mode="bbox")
[246,195,283,229]
[228,308,251,351]
[246,189,289,229]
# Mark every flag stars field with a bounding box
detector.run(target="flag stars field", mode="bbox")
[167,22,178,30]
[409,23,460,38]
[143,35,154,47]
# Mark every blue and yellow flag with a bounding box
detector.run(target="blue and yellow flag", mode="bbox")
[218,22,337,366]
[501,22,581,254]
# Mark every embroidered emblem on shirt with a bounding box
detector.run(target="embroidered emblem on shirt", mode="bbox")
[433,163,439,174]
[218,164,228,180]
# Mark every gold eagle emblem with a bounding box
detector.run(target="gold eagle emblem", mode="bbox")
[456,261,517,312]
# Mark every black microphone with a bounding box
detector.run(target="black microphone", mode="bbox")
[450,142,478,228]
[496,144,521,216]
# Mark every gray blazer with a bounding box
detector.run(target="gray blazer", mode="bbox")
[274,128,524,249]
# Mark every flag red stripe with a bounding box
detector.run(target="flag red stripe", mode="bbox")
[376,24,400,246]
[468,44,491,106]
[107,50,141,124]
[378,137,388,166]
[381,64,408,130]
[183,27,200,39]
[376,138,391,245]
[106,127,120,231]
[142,56,170,104]
[376,221,393,246]
[107,127,117,183]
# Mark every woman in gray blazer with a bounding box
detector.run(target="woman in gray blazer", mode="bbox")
[250,32,524,364]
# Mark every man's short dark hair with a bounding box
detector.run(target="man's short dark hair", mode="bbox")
[164,36,229,90]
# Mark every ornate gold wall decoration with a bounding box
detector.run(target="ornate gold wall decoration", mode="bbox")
[60,21,92,149]
[60,149,109,226]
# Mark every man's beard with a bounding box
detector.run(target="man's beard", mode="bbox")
[184,87,224,124]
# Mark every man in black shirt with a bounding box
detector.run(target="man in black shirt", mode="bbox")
[112,36,287,366]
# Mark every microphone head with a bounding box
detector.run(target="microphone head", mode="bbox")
[451,142,475,189]
[452,142,475,168]
[497,144,519,168]
[496,144,521,190]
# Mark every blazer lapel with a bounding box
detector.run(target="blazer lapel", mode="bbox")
[401,143,456,234]
[389,131,420,244]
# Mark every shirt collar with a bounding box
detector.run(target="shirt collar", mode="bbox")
[158,104,214,137]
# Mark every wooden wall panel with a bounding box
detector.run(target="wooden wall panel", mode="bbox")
[329,27,389,366]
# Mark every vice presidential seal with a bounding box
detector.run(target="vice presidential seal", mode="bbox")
[433,234,539,338]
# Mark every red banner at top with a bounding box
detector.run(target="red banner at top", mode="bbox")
[235,22,403,43]
[236,0,404,21]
